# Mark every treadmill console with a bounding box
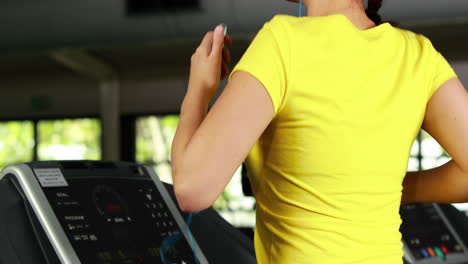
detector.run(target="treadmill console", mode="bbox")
[401,203,468,264]
[0,161,207,264]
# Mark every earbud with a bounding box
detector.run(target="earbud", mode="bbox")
[299,0,303,17]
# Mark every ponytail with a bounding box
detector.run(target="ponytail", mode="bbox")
[366,0,383,25]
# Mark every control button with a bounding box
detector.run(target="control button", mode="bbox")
[113,217,125,223]
[409,238,421,246]
[427,247,436,257]
[454,244,463,252]
[163,212,169,218]
[441,234,451,241]
[434,247,445,259]
[90,234,99,241]
[158,212,162,218]
[158,202,164,209]
[151,213,156,219]
[162,222,167,228]
[440,245,449,255]
[64,215,85,221]
[420,248,429,258]
[56,192,70,198]
[144,203,150,209]
[67,224,76,231]
[168,221,174,227]
[152,203,157,209]
[146,194,152,201]
[81,235,90,241]
[156,222,160,228]
[57,199,80,207]
[73,235,82,241]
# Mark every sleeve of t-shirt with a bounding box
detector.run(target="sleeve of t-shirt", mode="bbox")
[228,17,289,114]
[426,38,458,100]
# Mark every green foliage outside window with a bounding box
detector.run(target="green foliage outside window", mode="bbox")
[0,121,34,169]
[38,119,101,160]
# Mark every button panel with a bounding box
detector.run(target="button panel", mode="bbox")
[42,175,198,264]
[52,191,100,243]
[139,188,178,238]
[400,203,465,261]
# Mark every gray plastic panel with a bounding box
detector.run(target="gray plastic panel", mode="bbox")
[435,204,468,264]
[1,164,81,264]
[1,163,209,264]
[403,203,468,264]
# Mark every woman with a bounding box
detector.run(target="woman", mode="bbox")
[171,0,468,262]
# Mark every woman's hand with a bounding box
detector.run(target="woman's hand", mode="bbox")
[188,24,233,101]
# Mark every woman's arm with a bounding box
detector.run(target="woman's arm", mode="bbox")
[402,78,468,204]
[171,26,275,213]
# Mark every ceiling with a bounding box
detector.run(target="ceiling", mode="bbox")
[0,0,467,79]
[0,0,468,51]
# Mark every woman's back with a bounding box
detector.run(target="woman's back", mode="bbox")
[233,14,458,263]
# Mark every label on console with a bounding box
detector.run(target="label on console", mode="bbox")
[34,168,69,187]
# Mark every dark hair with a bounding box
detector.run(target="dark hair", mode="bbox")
[366,0,383,25]
[365,0,403,28]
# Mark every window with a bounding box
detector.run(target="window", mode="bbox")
[420,130,450,170]
[136,115,177,184]
[37,119,101,160]
[0,118,101,170]
[408,139,420,172]
[135,115,256,227]
[0,121,34,169]
[408,130,450,172]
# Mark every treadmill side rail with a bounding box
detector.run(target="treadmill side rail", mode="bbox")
[145,165,209,264]
[2,164,81,264]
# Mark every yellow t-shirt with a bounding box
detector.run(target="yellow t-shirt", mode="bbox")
[229,14,458,263]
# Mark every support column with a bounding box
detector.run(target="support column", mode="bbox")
[50,50,120,160]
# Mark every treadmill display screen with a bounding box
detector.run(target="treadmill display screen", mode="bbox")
[36,170,197,264]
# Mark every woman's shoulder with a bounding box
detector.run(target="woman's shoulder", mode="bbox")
[266,14,300,28]
[396,27,438,52]
[262,14,308,37]
[394,26,431,43]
